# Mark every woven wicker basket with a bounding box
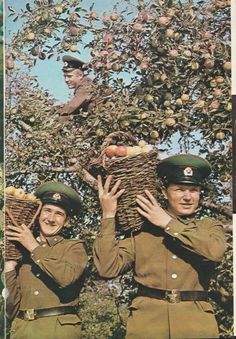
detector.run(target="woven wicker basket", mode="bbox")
[5,195,42,260]
[92,131,159,232]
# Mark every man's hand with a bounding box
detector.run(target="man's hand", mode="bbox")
[4,260,18,272]
[5,224,39,253]
[98,175,125,219]
[136,190,172,228]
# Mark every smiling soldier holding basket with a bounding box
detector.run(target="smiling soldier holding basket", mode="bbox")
[5,181,88,339]
[93,154,227,339]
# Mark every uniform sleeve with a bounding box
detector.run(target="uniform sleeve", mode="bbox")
[5,270,21,320]
[93,218,135,278]
[164,217,227,262]
[30,240,88,288]
[58,86,92,115]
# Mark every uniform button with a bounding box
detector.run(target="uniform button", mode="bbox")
[54,238,57,241]
[173,232,179,237]
[42,244,46,248]
[165,226,170,231]
[36,273,40,277]
[34,291,39,296]
[172,255,177,259]
[36,259,40,263]
[171,273,178,279]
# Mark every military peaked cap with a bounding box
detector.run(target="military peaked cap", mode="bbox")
[35,181,82,216]
[157,154,211,185]
[62,55,87,72]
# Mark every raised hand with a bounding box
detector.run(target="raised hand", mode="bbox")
[97,175,125,219]
[6,224,39,252]
[4,260,18,272]
[136,190,172,228]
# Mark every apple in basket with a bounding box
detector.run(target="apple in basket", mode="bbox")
[115,146,127,157]
[105,145,117,158]
[26,193,38,201]
[5,186,16,195]
[127,146,142,157]
[141,145,153,153]
[13,188,26,199]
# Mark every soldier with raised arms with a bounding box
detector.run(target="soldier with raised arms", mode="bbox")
[93,154,227,339]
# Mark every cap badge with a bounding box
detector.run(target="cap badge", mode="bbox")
[64,61,68,67]
[52,193,61,201]
[183,167,193,176]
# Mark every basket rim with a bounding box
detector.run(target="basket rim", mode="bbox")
[100,147,158,170]
[6,194,41,204]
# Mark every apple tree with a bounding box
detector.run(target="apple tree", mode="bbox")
[5,0,232,337]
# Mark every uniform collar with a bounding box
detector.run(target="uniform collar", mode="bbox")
[165,210,196,225]
[176,215,196,224]
[37,235,64,246]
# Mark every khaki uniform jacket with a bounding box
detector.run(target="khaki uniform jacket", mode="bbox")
[93,216,227,339]
[59,77,92,116]
[6,235,88,339]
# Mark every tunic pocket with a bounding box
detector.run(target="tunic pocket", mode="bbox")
[57,313,82,325]
[129,296,145,311]
[195,301,215,314]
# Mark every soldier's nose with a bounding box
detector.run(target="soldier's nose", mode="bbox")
[47,213,55,222]
[183,191,191,199]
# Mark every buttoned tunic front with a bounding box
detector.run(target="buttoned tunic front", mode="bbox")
[93,216,226,339]
[59,77,92,116]
[6,235,88,339]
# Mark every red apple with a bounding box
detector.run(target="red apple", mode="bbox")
[140,61,149,69]
[202,31,212,40]
[210,100,220,109]
[105,145,118,158]
[69,13,77,22]
[214,88,222,97]
[69,26,79,36]
[133,23,144,32]
[115,146,127,157]
[103,33,113,43]
[165,117,176,127]
[169,49,178,57]
[223,61,231,71]
[158,16,170,26]
[103,15,111,25]
[90,11,98,19]
[165,28,174,38]
[6,59,15,70]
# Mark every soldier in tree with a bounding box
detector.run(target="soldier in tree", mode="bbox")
[57,55,92,116]
[5,182,88,339]
[93,154,227,339]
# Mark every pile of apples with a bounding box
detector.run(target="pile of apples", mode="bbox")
[105,140,154,158]
[6,186,39,202]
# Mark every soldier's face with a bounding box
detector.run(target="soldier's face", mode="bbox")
[64,69,84,88]
[39,204,67,238]
[163,183,201,216]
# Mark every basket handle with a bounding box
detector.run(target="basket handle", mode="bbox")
[5,201,43,229]
[101,131,138,150]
